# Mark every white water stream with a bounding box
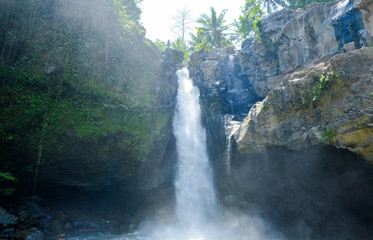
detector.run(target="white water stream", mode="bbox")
[173,68,218,234]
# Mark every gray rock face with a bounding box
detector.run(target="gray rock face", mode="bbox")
[237,0,373,98]
[189,47,259,120]
[236,47,373,161]
[355,0,373,37]
[188,47,259,160]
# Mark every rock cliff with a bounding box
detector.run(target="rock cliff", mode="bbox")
[189,0,373,162]
[188,2,373,237]
[188,47,260,178]
[236,47,373,161]
[238,0,372,98]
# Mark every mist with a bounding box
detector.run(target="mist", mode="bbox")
[1,1,373,240]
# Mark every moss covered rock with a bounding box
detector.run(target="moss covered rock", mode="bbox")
[0,0,182,192]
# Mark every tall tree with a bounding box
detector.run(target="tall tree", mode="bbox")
[170,6,193,44]
[195,7,232,49]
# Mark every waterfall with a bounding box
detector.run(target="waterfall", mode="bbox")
[68,70,280,240]
[141,68,278,240]
[173,68,217,231]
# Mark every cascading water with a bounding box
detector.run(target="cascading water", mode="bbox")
[173,68,218,233]
[224,116,241,181]
[69,68,280,240]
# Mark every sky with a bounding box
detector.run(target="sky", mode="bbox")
[140,0,245,42]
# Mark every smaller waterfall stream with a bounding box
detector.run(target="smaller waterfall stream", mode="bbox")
[224,116,241,181]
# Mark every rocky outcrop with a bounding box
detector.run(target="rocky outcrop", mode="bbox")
[237,0,373,98]
[188,48,260,177]
[236,47,373,161]
[0,207,18,228]
[189,47,258,117]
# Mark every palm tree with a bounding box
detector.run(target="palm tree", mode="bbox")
[238,0,264,39]
[189,30,204,51]
[195,7,232,49]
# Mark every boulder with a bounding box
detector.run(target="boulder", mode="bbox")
[0,207,18,228]
[13,228,44,240]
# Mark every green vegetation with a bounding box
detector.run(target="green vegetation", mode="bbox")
[0,172,17,196]
[313,70,344,101]
[236,0,264,40]
[262,104,270,110]
[0,172,17,182]
[190,7,233,51]
[0,0,168,191]
[154,39,168,51]
[172,38,190,61]
[357,117,369,129]
[295,103,308,110]
[322,128,337,144]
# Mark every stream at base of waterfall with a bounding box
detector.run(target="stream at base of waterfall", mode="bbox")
[68,69,282,240]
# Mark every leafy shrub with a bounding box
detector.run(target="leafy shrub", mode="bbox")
[322,128,337,144]
[313,70,344,101]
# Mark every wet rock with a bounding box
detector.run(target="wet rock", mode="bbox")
[17,209,30,222]
[63,222,72,231]
[13,228,44,240]
[162,47,184,65]
[0,206,18,228]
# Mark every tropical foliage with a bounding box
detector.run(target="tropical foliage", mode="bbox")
[0,0,165,194]
[237,0,264,40]
[191,7,232,50]
[154,39,168,51]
